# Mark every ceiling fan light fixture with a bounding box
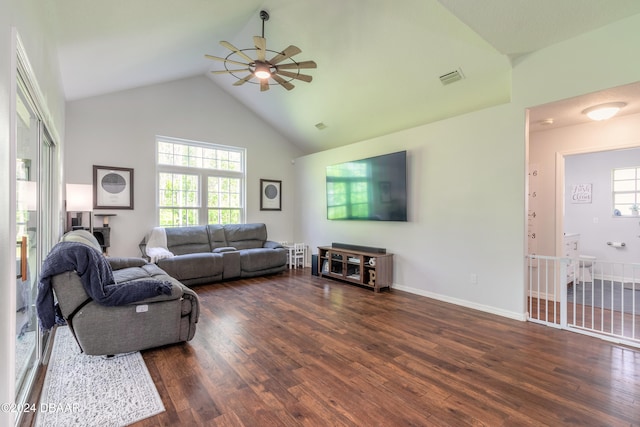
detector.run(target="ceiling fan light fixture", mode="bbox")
[582,102,627,121]
[205,10,316,91]
[254,62,271,79]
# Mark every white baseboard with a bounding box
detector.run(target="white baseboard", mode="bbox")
[391,283,526,321]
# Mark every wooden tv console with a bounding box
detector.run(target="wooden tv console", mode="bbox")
[317,246,393,292]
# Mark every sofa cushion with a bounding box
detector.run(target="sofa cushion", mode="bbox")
[61,230,102,253]
[221,251,241,279]
[112,267,183,303]
[239,248,287,272]
[207,224,228,250]
[224,223,267,250]
[166,226,211,255]
[157,252,223,282]
[108,257,148,270]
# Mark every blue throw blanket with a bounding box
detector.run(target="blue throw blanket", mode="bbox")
[37,241,172,330]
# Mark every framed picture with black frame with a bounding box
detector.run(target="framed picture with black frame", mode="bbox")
[93,165,134,209]
[260,179,281,211]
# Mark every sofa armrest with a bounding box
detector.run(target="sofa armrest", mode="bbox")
[263,240,283,249]
[130,279,184,304]
[108,257,148,270]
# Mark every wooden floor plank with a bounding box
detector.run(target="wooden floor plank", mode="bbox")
[131,269,640,426]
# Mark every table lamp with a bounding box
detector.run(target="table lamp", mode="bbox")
[66,183,93,232]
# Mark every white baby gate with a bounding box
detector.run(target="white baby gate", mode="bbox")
[527,255,640,348]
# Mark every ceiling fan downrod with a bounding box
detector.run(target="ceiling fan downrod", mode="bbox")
[260,10,269,38]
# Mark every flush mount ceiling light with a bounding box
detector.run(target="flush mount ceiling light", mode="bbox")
[205,10,317,92]
[582,102,627,121]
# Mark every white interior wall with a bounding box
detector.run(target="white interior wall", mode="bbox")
[565,147,640,264]
[295,13,640,321]
[65,75,304,257]
[296,103,526,319]
[0,0,65,422]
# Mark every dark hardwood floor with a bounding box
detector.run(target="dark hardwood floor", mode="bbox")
[134,269,640,426]
[528,296,640,340]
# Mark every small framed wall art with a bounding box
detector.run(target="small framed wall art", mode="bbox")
[260,179,281,211]
[93,165,134,209]
[570,183,592,204]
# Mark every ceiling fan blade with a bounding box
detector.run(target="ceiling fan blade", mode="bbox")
[269,45,302,65]
[260,78,269,92]
[233,74,255,86]
[220,41,255,63]
[271,74,295,91]
[210,69,250,74]
[254,36,266,62]
[276,61,317,70]
[204,55,251,68]
[276,69,313,83]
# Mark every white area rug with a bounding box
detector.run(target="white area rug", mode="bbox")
[15,331,35,384]
[36,326,165,427]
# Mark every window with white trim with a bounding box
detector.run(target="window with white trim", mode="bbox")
[156,136,245,226]
[612,166,640,216]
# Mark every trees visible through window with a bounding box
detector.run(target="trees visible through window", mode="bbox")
[612,166,640,216]
[157,136,245,226]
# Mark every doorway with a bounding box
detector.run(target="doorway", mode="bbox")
[526,81,640,346]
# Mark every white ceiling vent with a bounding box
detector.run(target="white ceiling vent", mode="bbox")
[439,69,465,85]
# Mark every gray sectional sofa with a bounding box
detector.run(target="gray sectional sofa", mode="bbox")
[140,223,288,286]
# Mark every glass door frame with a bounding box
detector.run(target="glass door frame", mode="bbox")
[12,32,59,425]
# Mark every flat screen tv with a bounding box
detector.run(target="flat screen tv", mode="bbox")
[326,150,407,221]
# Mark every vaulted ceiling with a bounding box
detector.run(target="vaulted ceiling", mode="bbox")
[45,0,640,154]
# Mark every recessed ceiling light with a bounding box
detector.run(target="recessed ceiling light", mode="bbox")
[582,102,627,121]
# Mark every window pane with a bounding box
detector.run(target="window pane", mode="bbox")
[208,208,241,225]
[208,177,241,209]
[614,168,636,180]
[159,208,199,227]
[613,180,636,192]
[158,140,243,171]
[614,193,636,204]
[159,173,199,207]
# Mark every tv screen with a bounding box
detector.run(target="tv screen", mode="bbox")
[326,151,407,221]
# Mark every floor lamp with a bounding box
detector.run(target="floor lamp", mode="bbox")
[66,184,93,233]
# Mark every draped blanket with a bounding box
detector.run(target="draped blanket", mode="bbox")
[37,241,172,330]
[145,227,174,263]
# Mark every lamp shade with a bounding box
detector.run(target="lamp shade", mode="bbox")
[66,184,93,212]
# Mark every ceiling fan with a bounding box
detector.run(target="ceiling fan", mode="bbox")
[205,10,317,92]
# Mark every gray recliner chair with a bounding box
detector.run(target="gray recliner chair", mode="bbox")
[47,230,199,356]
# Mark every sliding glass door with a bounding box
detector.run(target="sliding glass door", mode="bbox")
[14,62,55,419]
[15,83,39,404]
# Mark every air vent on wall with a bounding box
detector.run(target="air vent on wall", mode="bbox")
[439,69,464,85]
